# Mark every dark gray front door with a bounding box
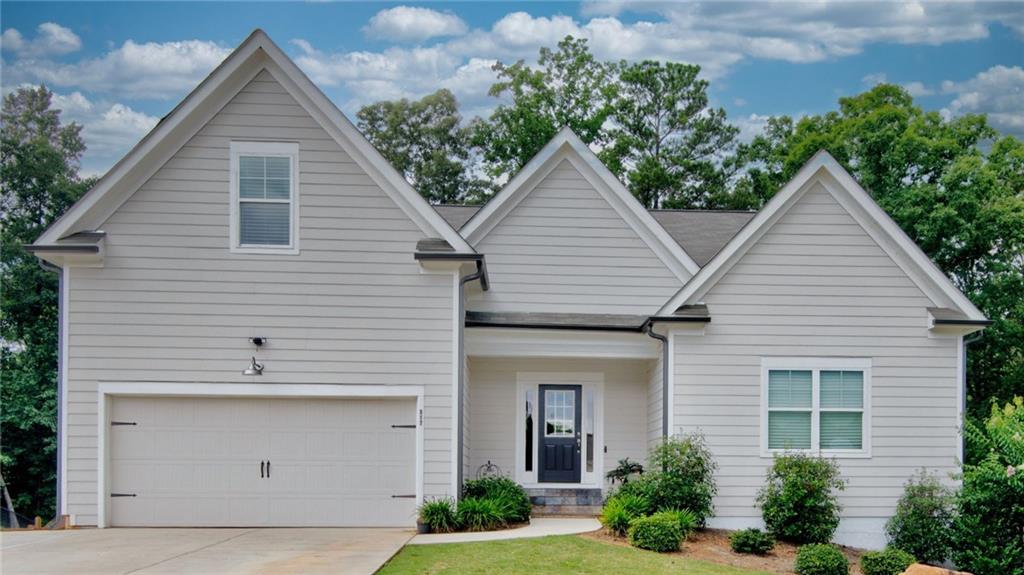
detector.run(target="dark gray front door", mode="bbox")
[539,385,582,483]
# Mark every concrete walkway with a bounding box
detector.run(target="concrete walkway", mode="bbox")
[409,517,600,545]
[0,527,413,575]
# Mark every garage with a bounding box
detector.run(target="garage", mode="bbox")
[107,395,418,527]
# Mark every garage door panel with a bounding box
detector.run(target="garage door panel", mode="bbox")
[109,395,417,527]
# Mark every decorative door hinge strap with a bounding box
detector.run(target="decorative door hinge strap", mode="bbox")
[391,494,416,498]
[111,421,137,426]
[391,424,416,429]
[110,493,136,497]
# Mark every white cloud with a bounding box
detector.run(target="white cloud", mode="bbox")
[365,6,467,42]
[902,81,933,98]
[941,65,1024,137]
[50,90,158,176]
[5,39,230,99]
[862,72,888,86]
[1,22,81,56]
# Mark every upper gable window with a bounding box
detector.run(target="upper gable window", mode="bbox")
[229,142,299,253]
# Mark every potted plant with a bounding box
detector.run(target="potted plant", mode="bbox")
[417,498,458,534]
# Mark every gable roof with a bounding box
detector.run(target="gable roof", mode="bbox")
[34,29,473,253]
[657,150,987,322]
[458,127,701,280]
[435,204,754,267]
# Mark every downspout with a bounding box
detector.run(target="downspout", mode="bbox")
[643,321,669,439]
[38,260,63,522]
[961,330,985,463]
[457,260,486,498]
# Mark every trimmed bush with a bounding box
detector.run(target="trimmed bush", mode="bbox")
[627,511,684,552]
[660,508,698,539]
[885,470,953,564]
[952,397,1024,575]
[417,498,458,533]
[644,433,718,526]
[600,493,648,536]
[462,477,531,523]
[794,544,849,575]
[860,548,916,575]
[730,528,775,555]
[456,497,505,532]
[757,453,845,544]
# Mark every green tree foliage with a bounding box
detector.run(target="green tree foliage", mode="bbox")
[726,84,1024,420]
[473,36,617,179]
[1,85,90,520]
[357,89,491,204]
[603,60,738,208]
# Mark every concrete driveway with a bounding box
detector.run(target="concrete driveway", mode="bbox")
[1,528,413,575]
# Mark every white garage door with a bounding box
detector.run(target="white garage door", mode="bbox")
[108,396,417,527]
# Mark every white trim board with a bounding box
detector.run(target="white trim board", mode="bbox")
[229,141,301,254]
[466,327,660,359]
[95,382,425,528]
[460,127,699,281]
[34,29,472,254]
[657,150,986,322]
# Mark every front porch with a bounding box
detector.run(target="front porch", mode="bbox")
[464,328,666,513]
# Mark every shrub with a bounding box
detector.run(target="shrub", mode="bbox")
[462,477,531,523]
[599,493,648,536]
[860,548,915,575]
[952,398,1024,575]
[794,544,849,575]
[456,497,505,531]
[756,453,845,544]
[614,475,656,512]
[729,528,775,555]
[643,433,719,526]
[659,508,698,539]
[884,470,953,564]
[606,457,644,484]
[417,498,458,533]
[627,512,684,552]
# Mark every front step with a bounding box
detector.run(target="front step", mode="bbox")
[526,488,603,516]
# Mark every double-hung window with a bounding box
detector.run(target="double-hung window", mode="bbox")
[762,358,870,457]
[230,142,299,253]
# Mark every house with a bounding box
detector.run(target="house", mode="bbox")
[28,30,990,549]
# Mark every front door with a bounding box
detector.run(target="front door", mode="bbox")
[539,385,582,483]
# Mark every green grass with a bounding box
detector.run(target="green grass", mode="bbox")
[378,534,772,574]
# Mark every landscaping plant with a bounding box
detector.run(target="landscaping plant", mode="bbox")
[729,528,775,555]
[756,453,845,544]
[605,458,644,484]
[794,544,849,575]
[599,493,648,536]
[951,397,1024,575]
[462,476,531,523]
[884,470,953,564]
[627,511,684,552]
[639,433,718,526]
[859,548,915,575]
[660,508,698,539]
[417,498,459,533]
[456,497,506,532]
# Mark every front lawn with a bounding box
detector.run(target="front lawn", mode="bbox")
[378,535,772,575]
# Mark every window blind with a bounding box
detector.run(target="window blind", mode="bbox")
[238,155,291,246]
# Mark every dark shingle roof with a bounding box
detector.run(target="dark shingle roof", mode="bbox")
[433,205,754,267]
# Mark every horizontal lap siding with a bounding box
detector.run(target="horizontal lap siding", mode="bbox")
[673,182,959,522]
[469,160,681,315]
[64,70,456,525]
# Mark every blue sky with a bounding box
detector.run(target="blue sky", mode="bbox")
[2,1,1022,176]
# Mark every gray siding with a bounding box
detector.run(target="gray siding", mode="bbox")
[647,353,663,450]
[469,160,682,315]
[673,182,959,525]
[64,70,457,524]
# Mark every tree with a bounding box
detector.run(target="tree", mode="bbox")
[357,89,490,204]
[1,85,90,520]
[474,36,617,179]
[602,61,738,209]
[727,84,1024,423]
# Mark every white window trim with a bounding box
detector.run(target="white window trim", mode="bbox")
[760,357,872,459]
[515,372,604,488]
[229,141,300,254]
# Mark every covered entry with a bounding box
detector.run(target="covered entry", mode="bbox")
[104,392,419,527]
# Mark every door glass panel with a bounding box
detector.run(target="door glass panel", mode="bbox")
[525,390,534,472]
[585,389,594,473]
[544,390,575,437]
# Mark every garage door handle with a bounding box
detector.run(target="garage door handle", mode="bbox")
[266,461,271,478]
[260,461,265,478]
[391,494,416,498]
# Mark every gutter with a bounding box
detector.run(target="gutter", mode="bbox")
[643,322,670,439]
[414,252,489,292]
[961,329,986,463]
[464,315,710,332]
[455,263,487,496]
[36,260,64,522]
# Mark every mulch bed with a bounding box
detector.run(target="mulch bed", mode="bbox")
[582,528,867,575]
